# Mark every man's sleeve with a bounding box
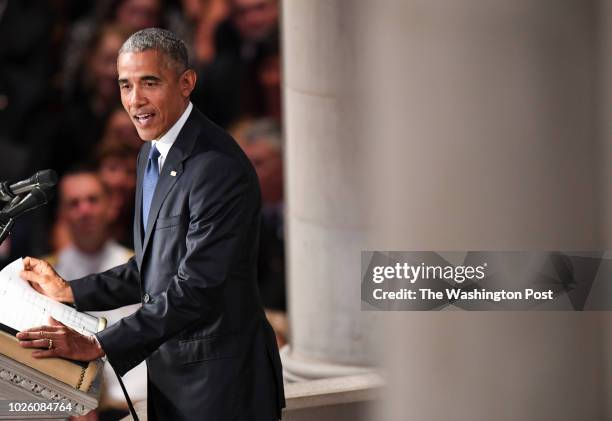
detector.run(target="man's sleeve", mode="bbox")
[96,156,257,376]
[69,256,141,311]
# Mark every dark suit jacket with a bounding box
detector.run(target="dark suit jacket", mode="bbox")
[69,106,285,420]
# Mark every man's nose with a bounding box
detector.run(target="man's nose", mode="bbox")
[128,85,147,107]
[77,200,94,214]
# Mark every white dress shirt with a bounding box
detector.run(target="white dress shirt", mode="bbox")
[152,102,193,172]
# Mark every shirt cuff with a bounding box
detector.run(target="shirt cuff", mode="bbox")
[93,333,106,358]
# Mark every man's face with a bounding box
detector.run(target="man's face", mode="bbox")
[116,0,161,31]
[89,32,125,102]
[118,50,196,141]
[60,174,111,252]
[243,140,282,204]
[232,0,278,42]
[105,109,142,150]
[99,155,137,211]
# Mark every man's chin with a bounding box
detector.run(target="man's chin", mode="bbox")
[135,129,156,141]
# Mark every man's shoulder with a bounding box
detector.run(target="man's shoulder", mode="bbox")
[190,108,237,150]
[106,241,134,262]
[187,109,256,179]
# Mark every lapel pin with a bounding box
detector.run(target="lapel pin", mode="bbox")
[170,171,177,177]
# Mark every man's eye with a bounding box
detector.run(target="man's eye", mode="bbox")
[145,81,157,87]
[119,84,130,90]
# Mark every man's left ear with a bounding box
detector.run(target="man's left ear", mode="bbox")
[180,69,197,98]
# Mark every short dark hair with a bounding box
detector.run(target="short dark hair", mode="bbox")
[60,165,110,199]
[119,27,189,74]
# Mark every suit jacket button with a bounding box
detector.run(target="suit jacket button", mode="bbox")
[143,293,150,303]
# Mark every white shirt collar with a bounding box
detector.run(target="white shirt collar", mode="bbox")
[152,102,193,160]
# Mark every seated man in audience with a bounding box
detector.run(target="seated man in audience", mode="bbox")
[46,167,146,421]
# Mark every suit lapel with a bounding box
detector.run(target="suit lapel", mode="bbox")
[141,158,183,252]
[140,108,202,257]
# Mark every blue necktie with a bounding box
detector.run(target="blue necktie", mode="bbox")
[142,144,161,230]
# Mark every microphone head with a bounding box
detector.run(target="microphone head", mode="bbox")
[34,169,58,188]
[29,186,50,205]
[4,187,50,218]
[9,169,58,197]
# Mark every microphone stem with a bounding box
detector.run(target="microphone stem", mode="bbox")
[0,217,14,245]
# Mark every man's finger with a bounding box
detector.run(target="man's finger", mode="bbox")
[23,256,42,271]
[23,256,49,273]
[20,270,42,284]
[17,330,62,340]
[19,338,55,349]
[31,349,59,359]
[16,326,59,338]
[22,256,33,269]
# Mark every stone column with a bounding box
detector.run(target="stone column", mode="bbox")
[283,0,609,417]
[282,0,380,381]
[357,0,606,420]
[599,0,612,418]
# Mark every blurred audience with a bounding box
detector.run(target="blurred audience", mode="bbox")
[102,107,143,153]
[252,29,281,123]
[33,23,132,179]
[246,126,287,345]
[231,26,284,309]
[46,168,146,421]
[0,0,55,181]
[184,0,230,64]
[61,0,188,96]
[65,23,131,110]
[49,168,124,277]
[97,141,138,249]
[192,0,279,127]
[233,120,285,312]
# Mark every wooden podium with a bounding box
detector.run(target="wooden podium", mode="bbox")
[0,258,105,419]
[0,342,103,420]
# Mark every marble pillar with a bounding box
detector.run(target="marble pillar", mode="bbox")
[359,1,606,420]
[282,0,381,381]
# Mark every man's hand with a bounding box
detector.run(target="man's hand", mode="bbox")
[16,317,104,361]
[20,256,74,303]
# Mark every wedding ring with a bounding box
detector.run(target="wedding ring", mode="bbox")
[48,339,53,350]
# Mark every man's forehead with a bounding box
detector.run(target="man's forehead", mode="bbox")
[117,50,165,75]
[61,175,105,195]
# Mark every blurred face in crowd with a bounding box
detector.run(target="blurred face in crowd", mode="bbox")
[106,109,142,150]
[231,0,278,42]
[243,139,282,204]
[118,50,196,140]
[60,173,113,254]
[182,0,228,23]
[258,54,281,120]
[116,0,161,31]
[99,154,137,215]
[181,0,204,21]
[259,55,280,89]
[89,30,126,102]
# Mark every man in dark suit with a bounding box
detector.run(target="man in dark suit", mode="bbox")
[17,28,285,421]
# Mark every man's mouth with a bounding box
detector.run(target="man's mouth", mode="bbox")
[134,113,155,125]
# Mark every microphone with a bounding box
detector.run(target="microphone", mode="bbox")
[0,169,58,202]
[1,187,51,219]
[0,187,52,244]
